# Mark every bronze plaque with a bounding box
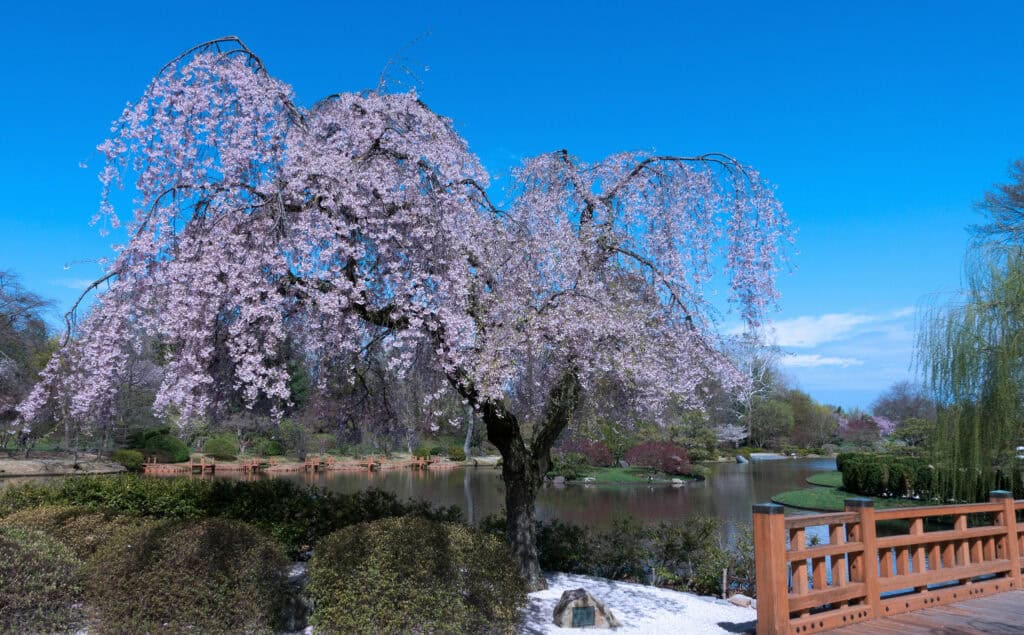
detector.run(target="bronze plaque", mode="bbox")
[572,605,596,627]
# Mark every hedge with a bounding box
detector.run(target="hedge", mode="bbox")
[86,518,288,633]
[0,505,155,559]
[136,429,190,463]
[308,516,525,633]
[204,433,239,461]
[111,448,144,472]
[0,526,83,634]
[838,452,1024,502]
[0,475,463,556]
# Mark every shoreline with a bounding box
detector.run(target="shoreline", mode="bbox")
[0,457,126,478]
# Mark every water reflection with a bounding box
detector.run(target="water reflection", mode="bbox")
[267,457,837,538]
[0,457,837,543]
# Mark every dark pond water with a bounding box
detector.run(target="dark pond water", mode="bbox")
[246,457,836,534]
[1,457,836,541]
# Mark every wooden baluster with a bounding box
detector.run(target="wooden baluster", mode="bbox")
[846,499,881,620]
[943,539,956,568]
[791,527,808,602]
[830,522,849,603]
[910,518,927,593]
[812,555,828,593]
[929,542,942,573]
[753,503,789,635]
[971,533,984,565]
[880,545,894,579]
[896,545,909,578]
[954,513,972,586]
[991,491,1022,587]
[955,514,969,565]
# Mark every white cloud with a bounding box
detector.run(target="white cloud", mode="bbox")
[779,354,865,368]
[768,313,874,347]
[742,307,917,348]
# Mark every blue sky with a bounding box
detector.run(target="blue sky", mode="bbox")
[1,1,1022,410]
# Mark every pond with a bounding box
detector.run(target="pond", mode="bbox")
[0,456,835,542]
[222,456,836,536]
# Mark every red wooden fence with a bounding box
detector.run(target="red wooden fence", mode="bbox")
[754,491,1023,634]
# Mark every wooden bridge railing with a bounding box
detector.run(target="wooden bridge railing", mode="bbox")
[754,491,1024,634]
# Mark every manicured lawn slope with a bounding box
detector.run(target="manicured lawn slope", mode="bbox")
[805,471,844,488]
[772,486,926,512]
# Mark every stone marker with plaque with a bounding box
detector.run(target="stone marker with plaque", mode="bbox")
[552,588,622,628]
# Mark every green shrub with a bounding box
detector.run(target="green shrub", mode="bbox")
[204,433,239,461]
[253,437,284,456]
[86,518,289,634]
[413,445,433,459]
[549,452,590,480]
[448,445,467,461]
[535,518,592,572]
[111,448,144,472]
[142,430,190,463]
[0,526,83,633]
[0,505,154,558]
[684,464,711,480]
[588,516,649,580]
[309,516,525,634]
[479,513,753,595]
[429,445,445,456]
[0,475,462,556]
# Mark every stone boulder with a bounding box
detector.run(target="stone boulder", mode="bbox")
[728,593,753,608]
[552,476,567,486]
[552,588,622,628]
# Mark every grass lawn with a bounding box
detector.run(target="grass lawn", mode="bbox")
[772,486,926,511]
[805,471,844,487]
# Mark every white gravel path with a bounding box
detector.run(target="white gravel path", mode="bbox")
[520,573,756,634]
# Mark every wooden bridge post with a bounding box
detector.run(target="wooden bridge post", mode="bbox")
[753,502,788,635]
[845,498,880,620]
[991,490,1022,586]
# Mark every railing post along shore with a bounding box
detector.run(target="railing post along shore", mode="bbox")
[843,498,880,620]
[753,502,789,635]
[754,491,1024,634]
[991,490,1022,588]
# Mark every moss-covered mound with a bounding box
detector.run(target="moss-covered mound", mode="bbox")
[86,518,289,634]
[0,526,83,634]
[309,516,526,634]
[0,504,154,558]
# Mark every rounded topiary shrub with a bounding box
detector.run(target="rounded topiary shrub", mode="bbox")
[0,526,83,634]
[86,518,289,634]
[142,430,190,463]
[203,433,239,461]
[111,448,144,471]
[309,516,526,634]
[0,504,154,559]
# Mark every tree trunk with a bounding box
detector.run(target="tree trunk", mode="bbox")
[502,456,545,589]
[477,369,581,591]
[463,404,474,456]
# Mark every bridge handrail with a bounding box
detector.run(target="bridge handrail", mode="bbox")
[754,491,1023,634]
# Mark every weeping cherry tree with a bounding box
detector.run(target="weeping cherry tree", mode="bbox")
[18,38,790,589]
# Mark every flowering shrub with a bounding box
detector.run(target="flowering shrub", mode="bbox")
[558,438,615,467]
[624,441,690,475]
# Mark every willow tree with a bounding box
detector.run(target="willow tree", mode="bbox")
[18,38,790,589]
[919,161,1024,501]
